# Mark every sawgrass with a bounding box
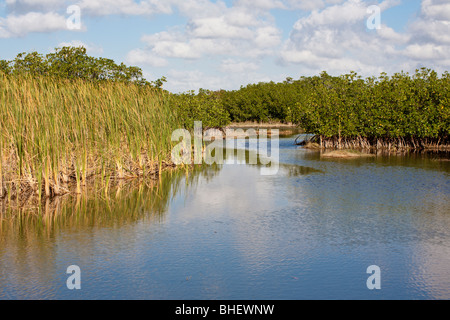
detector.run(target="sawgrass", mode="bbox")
[0,74,182,201]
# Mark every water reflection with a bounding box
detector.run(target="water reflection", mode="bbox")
[0,165,223,299]
[299,148,450,174]
[0,166,219,235]
[0,136,449,300]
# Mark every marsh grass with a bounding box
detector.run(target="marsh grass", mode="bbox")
[0,74,182,203]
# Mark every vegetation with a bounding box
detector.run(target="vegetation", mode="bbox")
[171,81,300,126]
[169,89,230,129]
[0,46,167,88]
[173,69,449,150]
[0,47,178,203]
[0,46,448,203]
[292,70,449,150]
[0,73,181,201]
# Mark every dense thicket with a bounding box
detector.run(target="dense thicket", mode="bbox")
[172,80,299,126]
[174,69,449,149]
[169,89,230,129]
[292,70,449,141]
[0,46,166,88]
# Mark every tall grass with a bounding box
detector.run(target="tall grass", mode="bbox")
[0,74,182,201]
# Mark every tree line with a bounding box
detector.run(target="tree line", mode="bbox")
[1,47,448,149]
[0,46,166,88]
[172,69,449,149]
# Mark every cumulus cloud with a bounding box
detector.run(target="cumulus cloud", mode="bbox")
[131,0,282,64]
[187,16,254,39]
[280,0,450,76]
[408,0,450,44]
[126,48,169,67]
[286,0,346,11]
[403,43,448,60]
[421,0,450,21]
[76,0,173,16]
[56,40,104,55]
[280,0,394,72]
[235,0,286,10]
[4,0,68,13]
[220,59,260,73]
[397,0,450,69]
[0,11,68,38]
[166,68,271,93]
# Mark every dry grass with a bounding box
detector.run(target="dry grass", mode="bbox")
[303,142,321,149]
[321,150,376,158]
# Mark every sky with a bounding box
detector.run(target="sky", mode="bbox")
[0,0,449,93]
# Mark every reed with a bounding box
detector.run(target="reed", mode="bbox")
[0,74,182,202]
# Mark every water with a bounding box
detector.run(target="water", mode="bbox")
[1,135,449,300]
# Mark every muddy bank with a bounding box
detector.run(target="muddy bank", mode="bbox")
[298,135,450,152]
[320,150,376,159]
[227,122,298,128]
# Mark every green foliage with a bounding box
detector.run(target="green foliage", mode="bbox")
[295,68,449,140]
[219,81,298,123]
[168,68,448,141]
[1,46,159,87]
[170,89,230,129]
[170,79,301,128]
[0,60,11,74]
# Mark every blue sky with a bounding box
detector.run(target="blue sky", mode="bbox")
[0,0,449,93]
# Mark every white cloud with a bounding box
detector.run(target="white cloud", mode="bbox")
[421,0,450,21]
[167,69,225,92]
[403,43,448,60]
[286,0,345,11]
[280,0,450,76]
[377,25,410,44]
[126,48,169,67]
[76,0,173,16]
[290,0,399,29]
[401,0,450,68]
[235,0,286,10]
[0,11,68,38]
[219,59,260,73]
[4,0,67,13]
[281,0,377,66]
[56,40,104,55]
[166,68,272,93]
[5,0,61,5]
[254,26,282,48]
[131,0,283,63]
[409,0,450,44]
[187,16,254,39]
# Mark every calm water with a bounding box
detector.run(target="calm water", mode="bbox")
[1,135,449,300]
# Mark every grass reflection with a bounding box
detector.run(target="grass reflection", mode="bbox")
[0,164,222,240]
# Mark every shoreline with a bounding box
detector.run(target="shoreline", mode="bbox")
[227,122,299,129]
[0,161,178,212]
[298,135,450,152]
